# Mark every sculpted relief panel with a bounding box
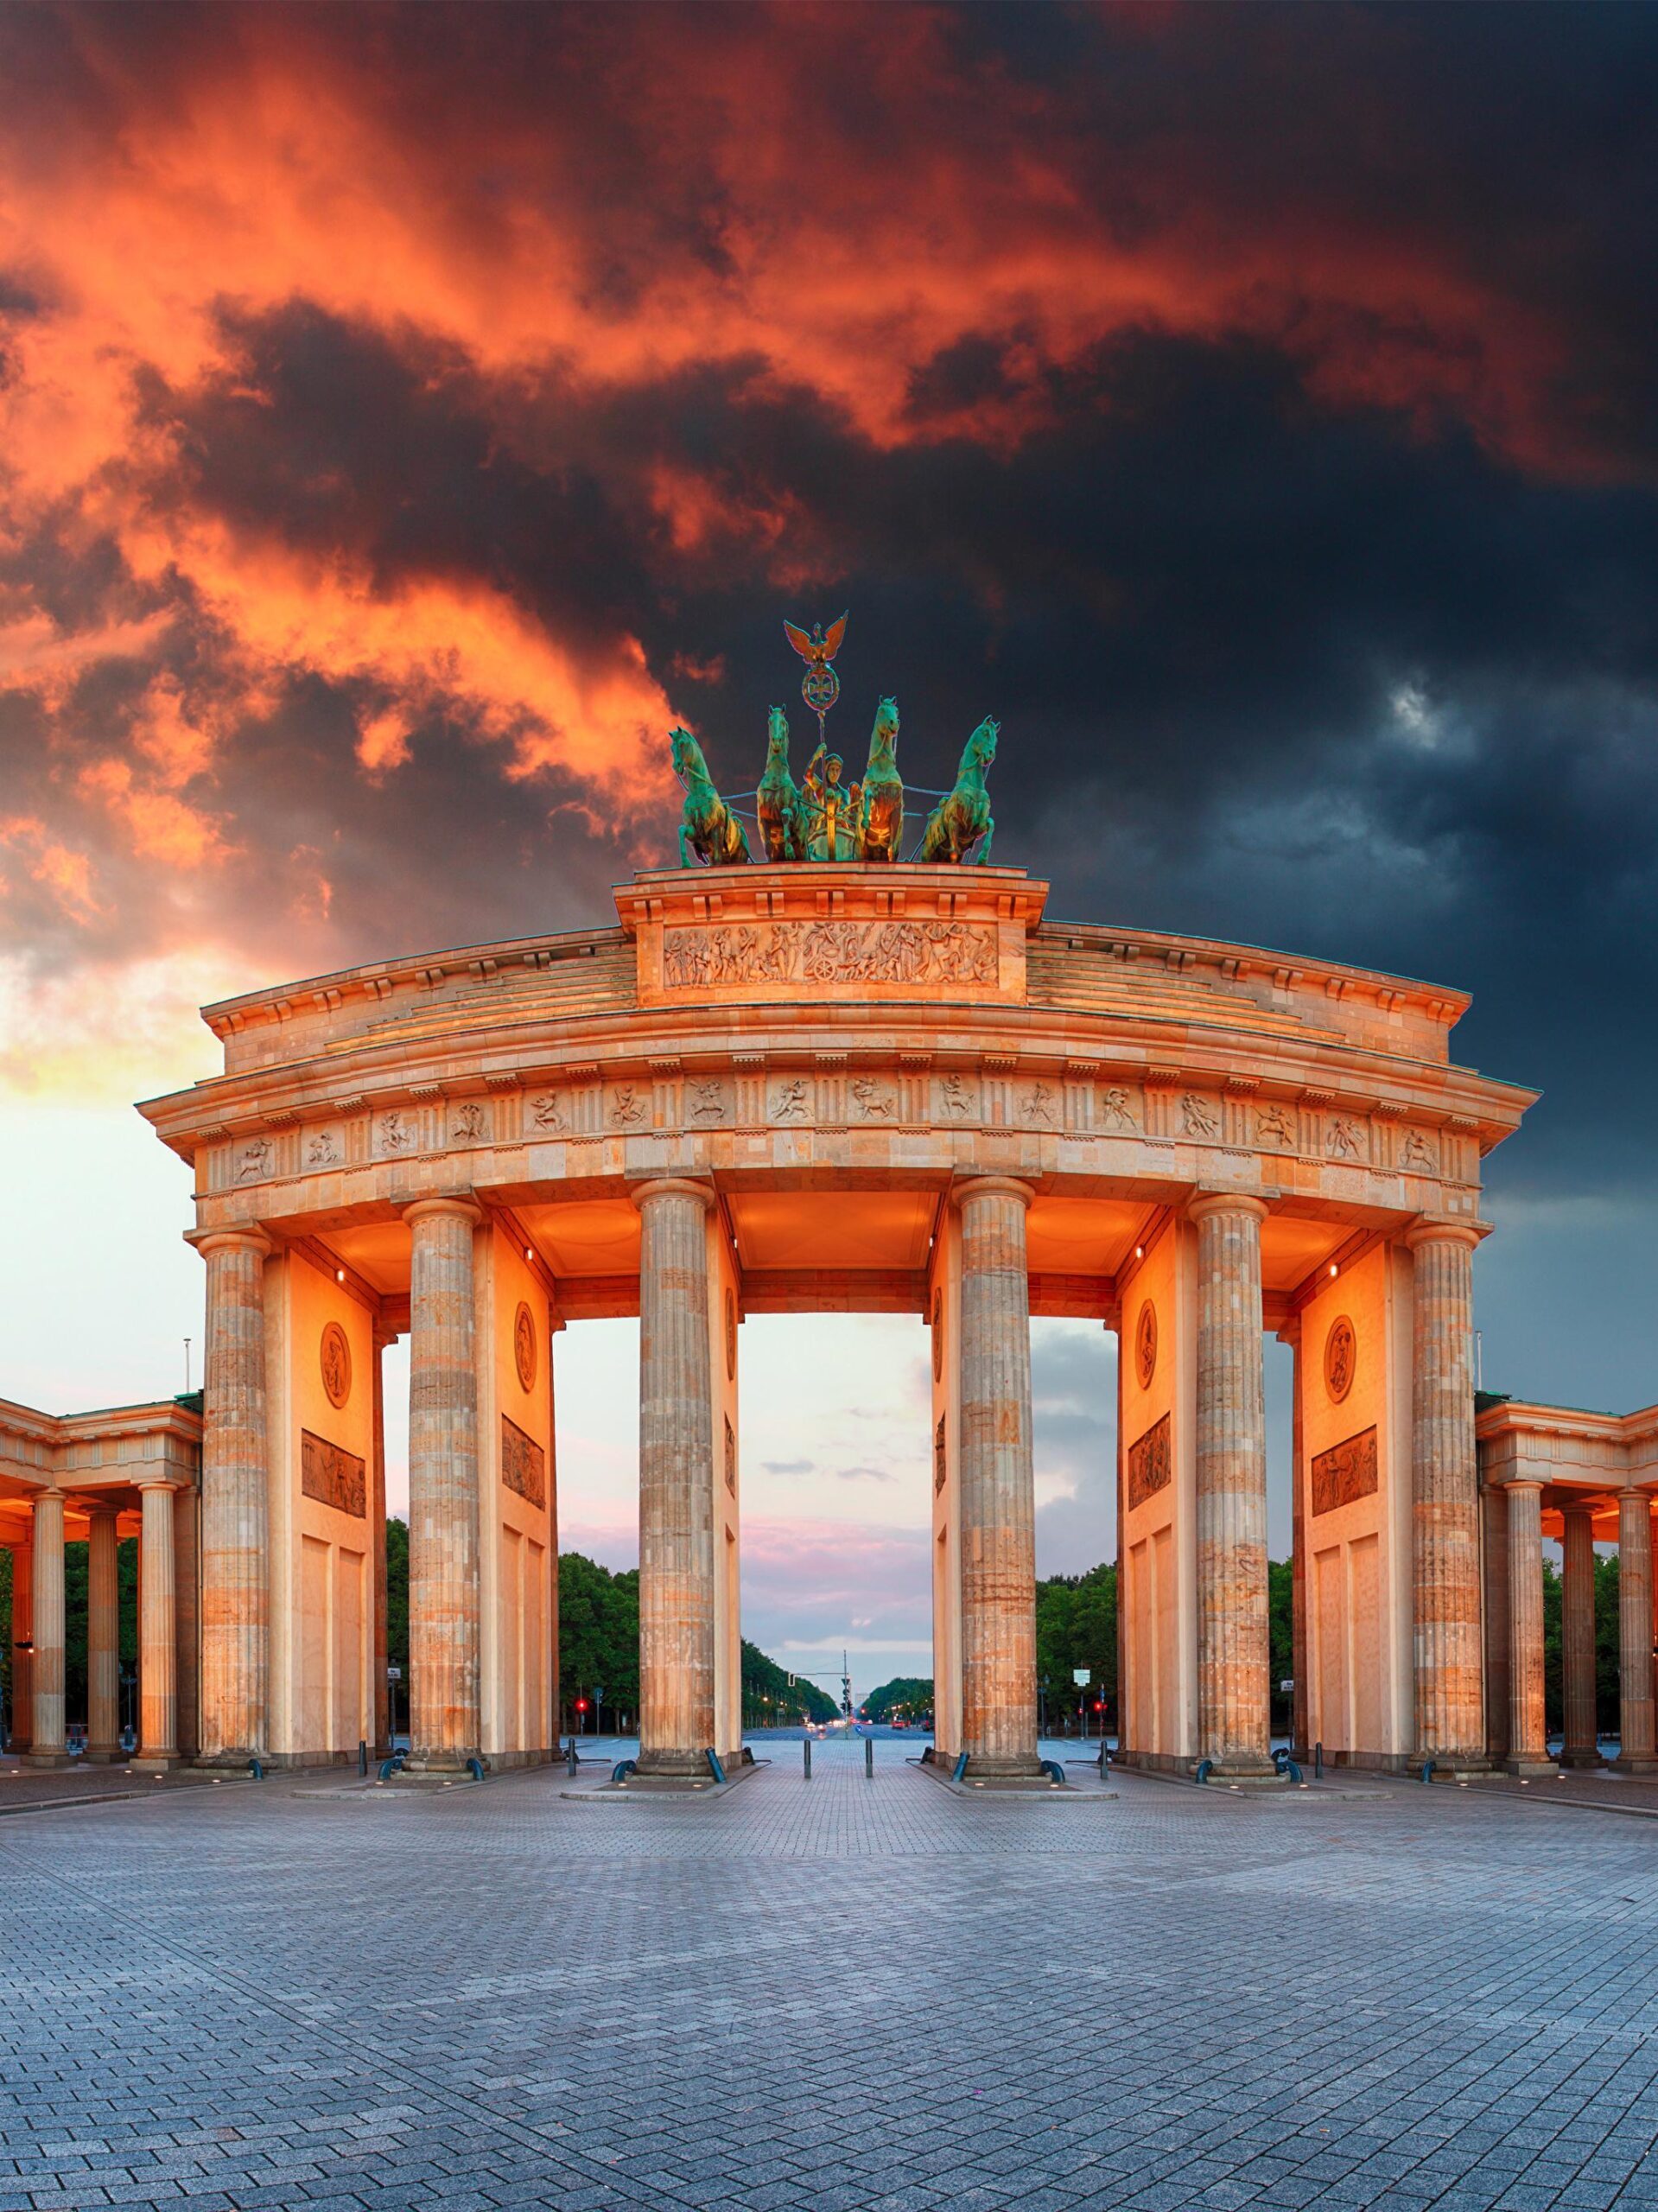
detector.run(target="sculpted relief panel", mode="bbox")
[662,918,998,992]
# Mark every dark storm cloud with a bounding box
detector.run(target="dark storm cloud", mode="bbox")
[1,2,1655,1407]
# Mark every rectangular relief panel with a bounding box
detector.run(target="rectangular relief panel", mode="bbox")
[301,1431,366,1518]
[1128,1414,1172,1510]
[501,1416,547,1510]
[1311,1427,1378,1517]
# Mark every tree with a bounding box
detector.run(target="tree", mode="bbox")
[863,1676,932,1723]
[1034,1562,1116,1731]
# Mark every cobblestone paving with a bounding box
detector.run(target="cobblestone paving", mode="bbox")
[4,1739,1658,2210]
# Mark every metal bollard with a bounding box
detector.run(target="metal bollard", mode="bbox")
[864,1736,873,1778]
[358,1738,367,1777]
[804,1738,812,1779]
[1314,1740,1323,1779]
[567,1738,579,1776]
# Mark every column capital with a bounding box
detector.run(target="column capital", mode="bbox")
[188,1226,275,1261]
[1404,1217,1483,1253]
[1188,1191,1268,1227]
[1617,1484,1655,1506]
[1503,1477,1547,1498]
[628,1175,715,1213]
[31,1487,66,1512]
[401,1194,483,1229]
[952,1173,1034,1210]
[1560,1496,1599,1518]
[135,1474,183,1494]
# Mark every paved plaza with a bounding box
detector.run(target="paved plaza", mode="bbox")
[5,1739,1658,2212]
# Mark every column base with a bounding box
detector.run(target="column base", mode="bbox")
[961,1753,1047,1782]
[83,1745,124,1765]
[194,1751,263,1771]
[632,1750,717,1784]
[1556,1747,1605,1770]
[1198,1758,1286,1789]
[1611,1753,1658,1777]
[130,1752,185,1773]
[1502,1756,1559,1779]
[22,1751,74,1770]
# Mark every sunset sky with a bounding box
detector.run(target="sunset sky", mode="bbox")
[3,4,1655,1696]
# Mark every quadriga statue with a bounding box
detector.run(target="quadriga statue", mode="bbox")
[669,700,998,867]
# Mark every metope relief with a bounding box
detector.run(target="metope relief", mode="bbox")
[609,1084,649,1130]
[236,1138,272,1184]
[687,1078,728,1124]
[662,918,998,992]
[849,1075,897,1120]
[301,1430,365,1518]
[1255,1104,1294,1148]
[1128,1414,1172,1510]
[450,1101,486,1142]
[1020,1082,1058,1128]
[529,1092,567,1133]
[306,1128,341,1168]
[1399,1128,1438,1173]
[1326,1116,1365,1160]
[937,1071,978,1122]
[1180,1092,1218,1140]
[770,1077,812,1124]
[1099,1086,1138,1133]
[501,1417,546,1510]
[376,1109,417,1158]
[1311,1427,1378,1516]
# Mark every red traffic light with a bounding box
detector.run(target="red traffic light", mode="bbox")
[1093,1699,1104,1710]
[575,1699,588,1712]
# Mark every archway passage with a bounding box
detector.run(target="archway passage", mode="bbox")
[139,859,1534,1778]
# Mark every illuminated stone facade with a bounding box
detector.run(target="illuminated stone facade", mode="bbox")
[129,861,1544,1776]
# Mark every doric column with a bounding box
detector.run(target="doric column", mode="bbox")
[8,1542,33,1751]
[632,1178,716,1775]
[1613,1489,1658,1774]
[404,1197,484,1773]
[86,1506,122,1762]
[195,1228,272,1763]
[956,1175,1040,1776]
[1503,1482,1552,1775]
[134,1481,179,1769]
[27,1491,69,1766]
[1560,1503,1602,1769]
[372,1319,393,1754]
[1282,1318,1308,1760]
[1406,1222,1485,1767]
[1191,1194,1275,1780]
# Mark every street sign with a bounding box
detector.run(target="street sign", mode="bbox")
[1072,1668,1089,1686]
[386,1665,402,1681]
[1280,1678,1294,1694]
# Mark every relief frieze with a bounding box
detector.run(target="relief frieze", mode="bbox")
[1311,1426,1379,1516]
[662,918,998,991]
[301,1429,366,1517]
[1128,1414,1172,1510]
[501,1416,547,1510]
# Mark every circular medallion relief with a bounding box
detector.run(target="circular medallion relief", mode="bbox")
[725,1287,737,1382]
[931,1288,943,1381]
[514,1300,537,1394]
[320,1321,352,1410]
[1134,1300,1158,1391]
[1324,1315,1356,1404]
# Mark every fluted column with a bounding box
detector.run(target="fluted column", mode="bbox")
[1191,1195,1274,1778]
[8,1543,32,1751]
[372,1319,393,1754]
[195,1229,272,1763]
[1613,1489,1658,1773]
[1407,1222,1485,1767]
[86,1507,122,1761]
[134,1482,179,1768]
[957,1175,1040,1776]
[1560,1503,1602,1769]
[1283,1319,1308,1760]
[27,1491,69,1765]
[633,1179,716,1775]
[404,1198,484,1772]
[1503,1482,1552,1774]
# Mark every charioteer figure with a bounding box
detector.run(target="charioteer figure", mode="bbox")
[802,744,862,861]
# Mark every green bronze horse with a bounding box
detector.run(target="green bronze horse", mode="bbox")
[671,728,751,867]
[857,696,904,863]
[918,716,998,864]
[756,705,807,862]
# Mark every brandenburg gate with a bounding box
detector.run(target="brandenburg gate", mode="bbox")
[137,828,1537,1780]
